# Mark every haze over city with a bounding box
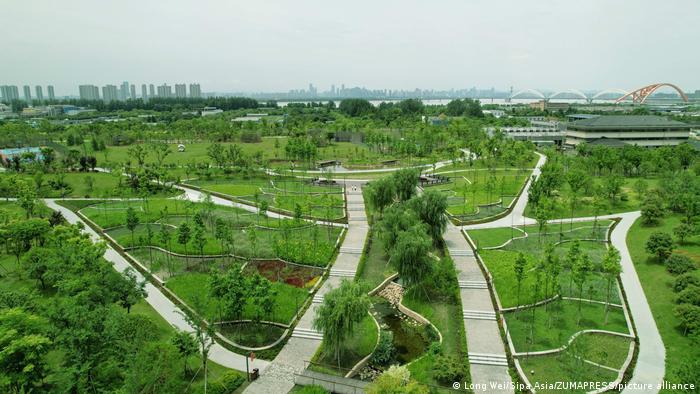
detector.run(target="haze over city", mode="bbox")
[2,0,700,95]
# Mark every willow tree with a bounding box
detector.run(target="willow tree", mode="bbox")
[389,225,433,296]
[313,280,370,367]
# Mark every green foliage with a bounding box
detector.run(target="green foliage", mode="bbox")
[367,176,394,214]
[645,231,674,261]
[209,371,246,394]
[370,331,397,366]
[641,193,665,226]
[389,225,433,291]
[674,274,700,293]
[665,254,697,276]
[0,308,52,393]
[676,286,700,306]
[674,304,700,336]
[432,354,467,384]
[367,365,428,394]
[408,190,447,245]
[391,168,419,201]
[338,99,373,117]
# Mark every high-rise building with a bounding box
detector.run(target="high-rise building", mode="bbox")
[120,81,130,101]
[141,84,148,101]
[189,83,201,98]
[79,85,101,101]
[23,85,32,102]
[35,86,44,101]
[157,84,172,98]
[1,85,20,102]
[129,84,136,100]
[47,85,55,100]
[149,84,155,97]
[102,85,119,102]
[175,84,187,98]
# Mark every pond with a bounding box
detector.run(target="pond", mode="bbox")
[371,300,433,365]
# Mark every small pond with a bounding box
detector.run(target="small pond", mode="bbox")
[371,300,433,364]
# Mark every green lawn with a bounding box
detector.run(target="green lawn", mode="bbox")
[166,272,308,325]
[355,230,397,290]
[626,213,700,388]
[505,300,630,353]
[468,220,612,250]
[311,313,378,374]
[524,177,660,219]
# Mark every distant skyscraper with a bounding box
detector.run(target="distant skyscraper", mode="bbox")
[157,84,172,98]
[141,84,148,101]
[149,84,155,97]
[120,81,130,101]
[35,86,44,101]
[1,85,20,102]
[189,83,201,98]
[47,85,55,100]
[175,84,187,98]
[79,85,101,101]
[129,84,136,100]
[102,85,119,102]
[23,85,32,102]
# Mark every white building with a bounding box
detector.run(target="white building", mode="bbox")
[175,84,187,98]
[79,85,101,101]
[102,85,119,102]
[47,85,55,100]
[189,83,201,98]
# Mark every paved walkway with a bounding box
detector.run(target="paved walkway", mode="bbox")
[613,212,665,394]
[244,181,369,393]
[43,199,267,373]
[444,224,513,393]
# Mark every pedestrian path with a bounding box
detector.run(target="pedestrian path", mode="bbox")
[43,199,266,373]
[444,223,514,393]
[244,181,369,394]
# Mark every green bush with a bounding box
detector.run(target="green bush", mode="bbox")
[370,331,396,366]
[677,286,700,307]
[432,354,467,384]
[674,274,700,293]
[209,371,246,394]
[665,254,697,276]
[428,341,442,356]
[296,385,330,394]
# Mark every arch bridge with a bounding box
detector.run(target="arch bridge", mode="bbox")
[615,83,688,104]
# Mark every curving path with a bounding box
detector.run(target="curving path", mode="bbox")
[43,199,268,373]
[460,148,665,393]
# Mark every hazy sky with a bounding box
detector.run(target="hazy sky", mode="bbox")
[2,0,699,95]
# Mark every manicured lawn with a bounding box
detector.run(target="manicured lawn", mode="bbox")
[356,230,397,290]
[505,300,630,352]
[311,313,378,374]
[423,169,528,218]
[524,177,660,219]
[626,213,700,386]
[165,272,308,325]
[468,220,612,250]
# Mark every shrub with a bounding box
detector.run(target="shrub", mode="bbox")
[428,341,442,356]
[675,304,700,336]
[674,274,700,293]
[209,371,246,394]
[677,286,700,306]
[240,130,261,143]
[296,385,330,394]
[370,331,396,367]
[665,254,697,275]
[645,231,674,262]
[432,354,467,384]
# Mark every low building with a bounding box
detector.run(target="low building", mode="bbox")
[565,115,691,148]
[529,100,570,112]
[201,107,223,116]
[0,147,44,162]
[488,127,564,147]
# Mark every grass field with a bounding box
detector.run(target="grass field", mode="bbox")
[524,177,661,219]
[189,175,345,219]
[0,172,178,198]
[626,213,700,388]
[310,313,378,374]
[518,332,632,394]
[423,168,528,219]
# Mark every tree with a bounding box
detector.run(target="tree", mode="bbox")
[122,342,185,394]
[127,144,148,166]
[573,253,593,324]
[125,206,140,246]
[534,198,553,243]
[566,169,588,229]
[115,267,147,313]
[158,223,173,276]
[378,204,419,253]
[367,177,394,215]
[22,247,55,289]
[313,280,371,367]
[602,247,622,325]
[83,175,94,196]
[17,181,37,218]
[673,223,694,245]
[392,168,419,201]
[565,240,581,295]
[177,222,191,257]
[645,231,674,262]
[633,178,648,201]
[514,253,527,314]
[389,225,433,294]
[178,303,215,393]
[603,174,624,204]
[192,223,207,257]
[171,331,199,377]
[0,308,53,393]
[674,304,700,336]
[408,190,448,246]
[664,254,696,276]
[641,193,665,226]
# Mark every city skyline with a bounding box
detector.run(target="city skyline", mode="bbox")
[2,0,699,95]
